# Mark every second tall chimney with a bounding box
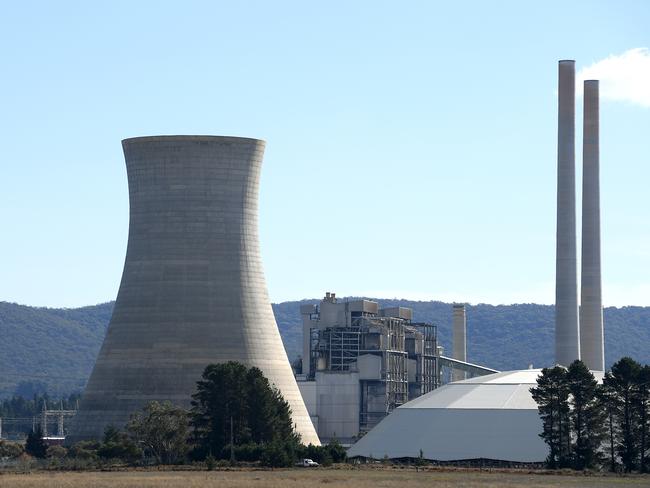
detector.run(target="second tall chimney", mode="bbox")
[580,80,604,371]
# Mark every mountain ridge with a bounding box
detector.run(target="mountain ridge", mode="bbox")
[1,298,648,398]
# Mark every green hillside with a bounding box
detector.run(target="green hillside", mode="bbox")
[0,302,113,398]
[1,299,649,398]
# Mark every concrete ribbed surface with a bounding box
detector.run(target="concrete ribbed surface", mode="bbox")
[68,136,319,445]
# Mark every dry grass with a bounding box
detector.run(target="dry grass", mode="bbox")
[0,468,649,488]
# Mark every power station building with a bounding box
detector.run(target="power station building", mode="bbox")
[69,136,319,445]
[295,294,496,444]
[296,293,439,443]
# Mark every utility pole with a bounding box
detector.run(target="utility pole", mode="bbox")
[58,400,65,437]
[41,400,48,437]
[230,416,235,464]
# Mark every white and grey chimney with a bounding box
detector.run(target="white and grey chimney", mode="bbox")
[452,303,467,381]
[580,80,605,371]
[555,60,581,367]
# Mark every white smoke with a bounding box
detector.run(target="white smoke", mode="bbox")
[577,48,650,108]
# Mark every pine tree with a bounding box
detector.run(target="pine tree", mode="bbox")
[25,426,47,458]
[246,367,298,445]
[190,361,250,457]
[635,365,650,472]
[566,360,606,469]
[598,380,618,472]
[190,361,298,460]
[605,357,642,472]
[530,366,571,468]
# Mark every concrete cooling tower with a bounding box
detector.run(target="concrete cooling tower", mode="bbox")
[69,136,319,445]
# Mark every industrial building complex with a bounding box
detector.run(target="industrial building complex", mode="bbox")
[295,293,496,444]
[31,58,606,464]
[296,294,438,443]
[344,59,606,462]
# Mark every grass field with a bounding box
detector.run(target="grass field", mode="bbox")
[0,468,648,488]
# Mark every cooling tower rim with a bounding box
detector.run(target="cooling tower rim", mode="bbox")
[558,59,575,63]
[122,135,266,146]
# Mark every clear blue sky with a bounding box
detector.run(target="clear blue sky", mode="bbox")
[1,1,649,307]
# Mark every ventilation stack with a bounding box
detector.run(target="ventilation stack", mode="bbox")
[555,60,581,367]
[452,304,467,381]
[580,81,605,371]
[69,136,320,445]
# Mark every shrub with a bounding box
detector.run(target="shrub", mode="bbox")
[96,426,142,463]
[325,439,347,463]
[261,441,292,468]
[220,442,265,462]
[298,442,344,466]
[0,440,24,459]
[46,445,67,459]
[67,440,100,460]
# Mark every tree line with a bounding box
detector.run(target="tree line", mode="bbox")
[0,392,80,418]
[531,356,650,472]
[1,362,344,468]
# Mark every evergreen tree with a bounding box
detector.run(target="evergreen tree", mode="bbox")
[604,357,642,472]
[190,361,250,457]
[246,367,298,445]
[635,365,650,472]
[25,426,47,458]
[598,380,619,472]
[190,361,298,460]
[530,365,571,468]
[96,426,142,463]
[566,360,606,469]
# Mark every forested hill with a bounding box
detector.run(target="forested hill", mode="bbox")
[1,299,649,398]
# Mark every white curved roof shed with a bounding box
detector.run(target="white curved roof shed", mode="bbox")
[347,370,549,462]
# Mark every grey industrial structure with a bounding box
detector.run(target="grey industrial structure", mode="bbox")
[348,60,608,462]
[69,136,319,445]
[296,294,495,444]
[555,61,605,371]
[451,304,467,382]
[555,60,581,367]
[580,80,605,371]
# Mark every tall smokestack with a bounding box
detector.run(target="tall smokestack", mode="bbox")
[580,80,604,371]
[555,60,580,366]
[452,304,467,381]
